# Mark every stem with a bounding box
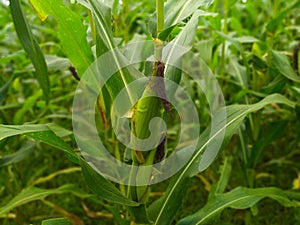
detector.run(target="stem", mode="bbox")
[128,0,165,216]
[154,39,164,62]
[156,0,164,35]
[154,0,164,61]
[88,10,96,44]
[123,0,130,42]
[221,0,228,76]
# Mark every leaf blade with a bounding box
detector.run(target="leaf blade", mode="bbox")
[81,160,139,206]
[42,218,71,225]
[177,187,297,225]
[0,124,78,163]
[10,0,50,99]
[0,184,85,215]
[152,94,295,224]
[270,50,300,83]
[30,0,94,76]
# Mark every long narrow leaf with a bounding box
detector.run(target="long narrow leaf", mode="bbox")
[150,94,295,225]
[197,94,294,174]
[162,10,217,95]
[0,184,89,215]
[266,0,300,32]
[270,50,300,83]
[0,124,49,140]
[83,0,141,104]
[29,0,94,76]
[42,218,71,225]
[177,186,297,225]
[0,141,35,167]
[165,0,213,28]
[148,176,189,224]
[149,0,214,37]
[0,74,16,103]
[0,124,78,163]
[81,160,139,206]
[10,0,50,99]
[25,130,78,163]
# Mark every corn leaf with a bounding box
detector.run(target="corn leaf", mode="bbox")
[29,0,94,76]
[149,94,295,225]
[0,141,35,167]
[81,160,139,206]
[266,0,300,32]
[82,0,141,103]
[0,124,78,163]
[149,0,214,37]
[177,186,297,225]
[0,74,16,103]
[42,218,71,225]
[270,50,300,83]
[0,184,89,215]
[10,0,50,99]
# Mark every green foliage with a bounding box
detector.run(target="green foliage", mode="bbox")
[10,0,50,99]
[0,184,90,215]
[30,0,94,77]
[41,218,72,225]
[1,0,300,224]
[81,160,139,206]
[177,186,297,225]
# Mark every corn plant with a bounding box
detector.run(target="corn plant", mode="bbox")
[1,0,300,224]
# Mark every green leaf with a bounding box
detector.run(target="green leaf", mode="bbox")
[266,0,300,32]
[81,160,139,206]
[108,206,131,225]
[82,0,141,98]
[10,0,50,99]
[47,123,73,138]
[26,55,70,72]
[0,141,35,167]
[25,130,78,163]
[0,124,78,164]
[197,94,295,173]
[227,57,248,87]
[149,0,214,37]
[77,0,143,124]
[123,34,150,63]
[195,40,213,63]
[163,10,217,93]
[29,0,94,76]
[0,124,49,140]
[13,90,43,124]
[269,50,300,83]
[148,176,189,225]
[150,94,295,225]
[164,0,214,28]
[0,74,16,103]
[42,218,71,225]
[149,16,268,223]
[262,74,286,94]
[177,187,297,225]
[213,156,233,195]
[0,184,84,215]
[82,0,115,52]
[127,204,152,224]
[248,120,288,168]
[164,9,217,64]
[214,31,259,50]
[205,157,233,221]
